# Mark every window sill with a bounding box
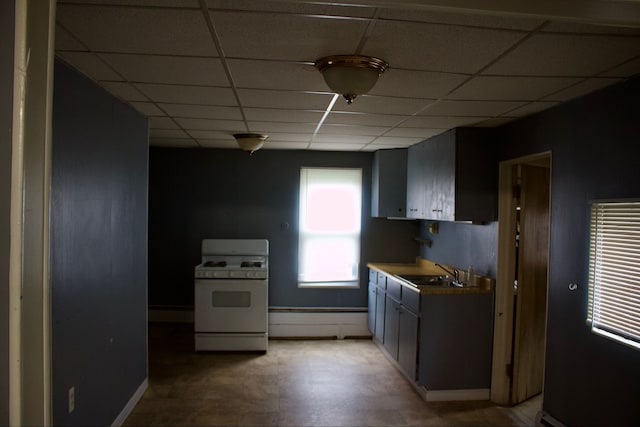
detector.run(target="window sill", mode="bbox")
[298,281,360,289]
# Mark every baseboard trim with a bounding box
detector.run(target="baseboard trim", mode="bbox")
[111,378,148,426]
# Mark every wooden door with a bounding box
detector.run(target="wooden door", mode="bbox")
[511,164,550,403]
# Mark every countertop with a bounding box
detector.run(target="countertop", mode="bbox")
[367,258,493,295]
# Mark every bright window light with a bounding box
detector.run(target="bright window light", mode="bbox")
[298,168,362,287]
[587,200,640,351]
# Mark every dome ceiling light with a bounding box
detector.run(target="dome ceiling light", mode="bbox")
[233,133,269,155]
[314,55,389,104]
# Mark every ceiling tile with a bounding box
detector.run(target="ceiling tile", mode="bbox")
[418,100,526,117]
[368,69,469,99]
[150,129,189,138]
[130,102,165,116]
[246,122,318,134]
[55,25,86,51]
[333,95,434,115]
[318,124,391,136]
[363,20,526,73]
[312,134,376,144]
[159,103,243,120]
[136,83,237,106]
[447,76,582,100]
[61,0,197,6]
[149,138,199,148]
[257,133,310,142]
[400,115,490,128]
[243,108,323,123]
[260,141,309,150]
[228,59,327,92]
[57,5,216,56]
[484,33,640,76]
[176,118,246,131]
[378,8,544,31]
[383,128,444,138]
[149,117,179,129]
[542,78,622,102]
[542,21,640,35]
[101,54,228,86]
[601,57,640,77]
[503,101,560,118]
[100,81,149,102]
[308,142,366,151]
[372,136,424,146]
[211,11,368,61]
[237,89,334,110]
[207,0,376,18]
[324,112,406,127]
[57,52,123,81]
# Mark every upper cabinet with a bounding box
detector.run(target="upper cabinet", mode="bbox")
[406,143,426,219]
[371,149,407,218]
[407,128,497,222]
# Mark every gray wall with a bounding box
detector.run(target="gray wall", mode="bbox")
[497,75,640,426]
[417,76,640,425]
[51,59,148,426]
[419,221,498,278]
[149,148,420,308]
[0,1,15,424]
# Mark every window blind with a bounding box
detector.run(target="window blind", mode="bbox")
[587,200,640,350]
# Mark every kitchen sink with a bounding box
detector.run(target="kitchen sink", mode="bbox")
[395,274,460,288]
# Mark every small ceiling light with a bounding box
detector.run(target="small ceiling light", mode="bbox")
[233,133,269,155]
[315,55,389,104]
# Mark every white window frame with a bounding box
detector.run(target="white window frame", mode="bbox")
[297,167,362,288]
[587,199,640,351]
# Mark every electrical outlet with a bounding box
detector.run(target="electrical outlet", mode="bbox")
[68,386,75,413]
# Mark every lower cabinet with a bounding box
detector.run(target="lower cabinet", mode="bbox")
[383,296,400,359]
[367,282,376,334]
[369,269,493,393]
[398,305,419,381]
[368,280,386,343]
[382,283,419,380]
[374,286,386,342]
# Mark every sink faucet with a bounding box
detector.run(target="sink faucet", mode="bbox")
[434,263,464,287]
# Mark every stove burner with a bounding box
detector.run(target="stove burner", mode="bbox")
[204,261,227,267]
[241,261,262,268]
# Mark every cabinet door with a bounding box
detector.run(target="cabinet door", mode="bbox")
[435,137,455,220]
[368,282,376,334]
[383,296,400,359]
[424,132,456,220]
[372,149,407,218]
[406,143,425,218]
[398,306,419,380]
[374,286,386,342]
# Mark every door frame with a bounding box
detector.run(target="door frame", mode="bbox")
[490,151,552,405]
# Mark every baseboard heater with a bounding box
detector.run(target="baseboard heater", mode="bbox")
[268,307,370,339]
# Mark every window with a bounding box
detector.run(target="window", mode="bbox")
[298,167,362,288]
[587,200,640,350]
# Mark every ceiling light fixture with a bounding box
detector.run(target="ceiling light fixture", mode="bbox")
[233,133,269,155]
[314,55,389,104]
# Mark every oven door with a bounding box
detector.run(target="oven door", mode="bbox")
[194,279,267,333]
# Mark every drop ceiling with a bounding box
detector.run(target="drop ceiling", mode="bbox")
[55,0,640,151]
